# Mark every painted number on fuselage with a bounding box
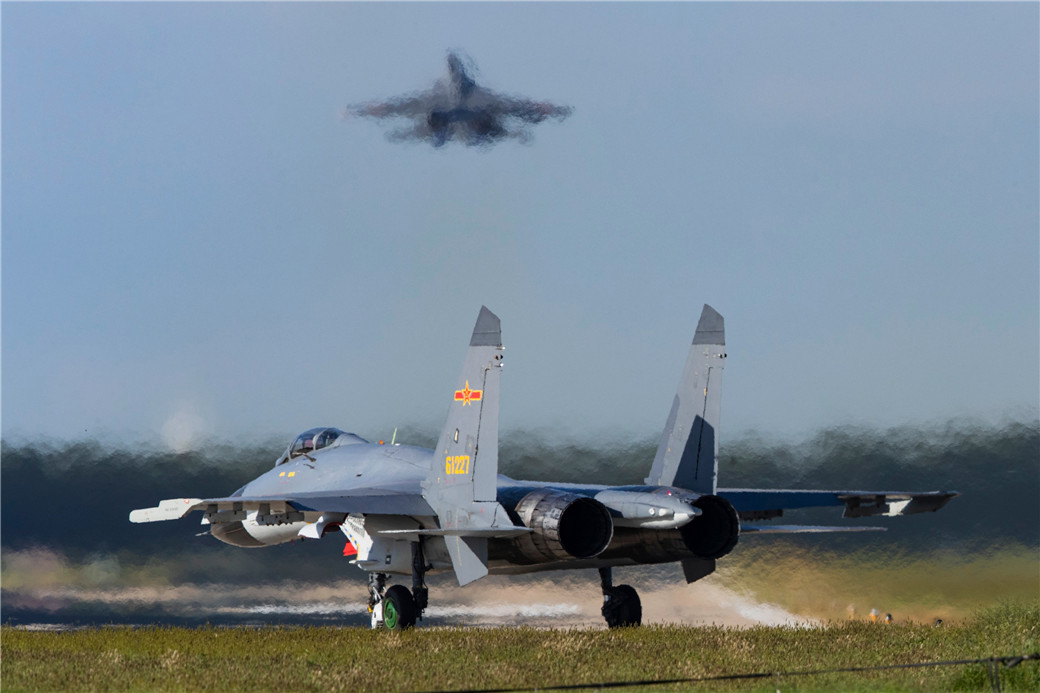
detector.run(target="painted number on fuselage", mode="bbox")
[445,455,470,475]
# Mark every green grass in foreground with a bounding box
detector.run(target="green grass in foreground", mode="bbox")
[2,602,1037,692]
[716,543,1040,623]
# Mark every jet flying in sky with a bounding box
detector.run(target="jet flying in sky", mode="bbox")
[132,306,957,630]
[345,51,572,147]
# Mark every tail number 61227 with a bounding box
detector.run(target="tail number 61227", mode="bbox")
[445,455,470,475]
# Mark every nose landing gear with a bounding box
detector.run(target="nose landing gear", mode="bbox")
[381,584,417,630]
[368,540,430,630]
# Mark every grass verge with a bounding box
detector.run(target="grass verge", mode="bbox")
[2,602,1037,692]
[716,542,1039,623]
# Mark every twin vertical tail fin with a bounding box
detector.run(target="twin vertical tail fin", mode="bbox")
[422,306,511,585]
[423,305,724,584]
[645,305,726,494]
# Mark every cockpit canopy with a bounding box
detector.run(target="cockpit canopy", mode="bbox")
[275,427,367,466]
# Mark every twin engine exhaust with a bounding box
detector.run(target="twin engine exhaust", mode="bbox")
[500,487,740,565]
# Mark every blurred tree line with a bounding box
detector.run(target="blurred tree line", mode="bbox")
[2,418,1036,584]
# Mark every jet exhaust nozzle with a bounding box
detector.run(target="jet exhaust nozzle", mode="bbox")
[509,489,614,563]
[679,494,740,559]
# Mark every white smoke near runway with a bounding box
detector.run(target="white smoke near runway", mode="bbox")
[3,564,810,629]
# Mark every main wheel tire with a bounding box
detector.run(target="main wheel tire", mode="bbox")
[603,584,642,628]
[614,584,641,627]
[382,585,417,631]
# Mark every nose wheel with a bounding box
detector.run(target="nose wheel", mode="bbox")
[368,540,430,631]
[381,585,417,630]
[599,567,642,628]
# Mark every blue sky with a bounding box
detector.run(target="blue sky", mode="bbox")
[3,2,1037,449]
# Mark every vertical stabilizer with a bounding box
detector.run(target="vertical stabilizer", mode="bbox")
[645,305,726,494]
[423,306,508,585]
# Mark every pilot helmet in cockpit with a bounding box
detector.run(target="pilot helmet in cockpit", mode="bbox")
[277,427,365,466]
[314,428,342,451]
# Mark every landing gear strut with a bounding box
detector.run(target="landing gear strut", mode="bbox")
[367,572,390,629]
[411,539,429,618]
[368,540,431,631]
[599,567,642,628]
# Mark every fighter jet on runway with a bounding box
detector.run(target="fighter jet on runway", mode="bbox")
[345,51,572,147]
[131,306,957,630]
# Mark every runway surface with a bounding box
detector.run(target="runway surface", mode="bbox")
[4,573,814,629]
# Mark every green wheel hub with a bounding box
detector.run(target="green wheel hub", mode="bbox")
[381,584,417,630]
[383,600,399,630]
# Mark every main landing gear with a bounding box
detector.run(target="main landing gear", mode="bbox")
[368,541,430,631]
[368,548,643,630]
[599,567,642,628]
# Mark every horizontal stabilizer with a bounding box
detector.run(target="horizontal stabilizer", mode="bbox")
[740,524,886,534]
[722,489,958,520]
[838,492,958,518]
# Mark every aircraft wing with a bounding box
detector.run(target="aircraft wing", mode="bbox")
[464,86,572,122]
[720,489,959,520]
[740,524,886,534]
[347,91,440,120]
[130,485,435,524]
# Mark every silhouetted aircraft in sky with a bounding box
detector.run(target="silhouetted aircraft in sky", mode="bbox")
[345,51,572,147]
